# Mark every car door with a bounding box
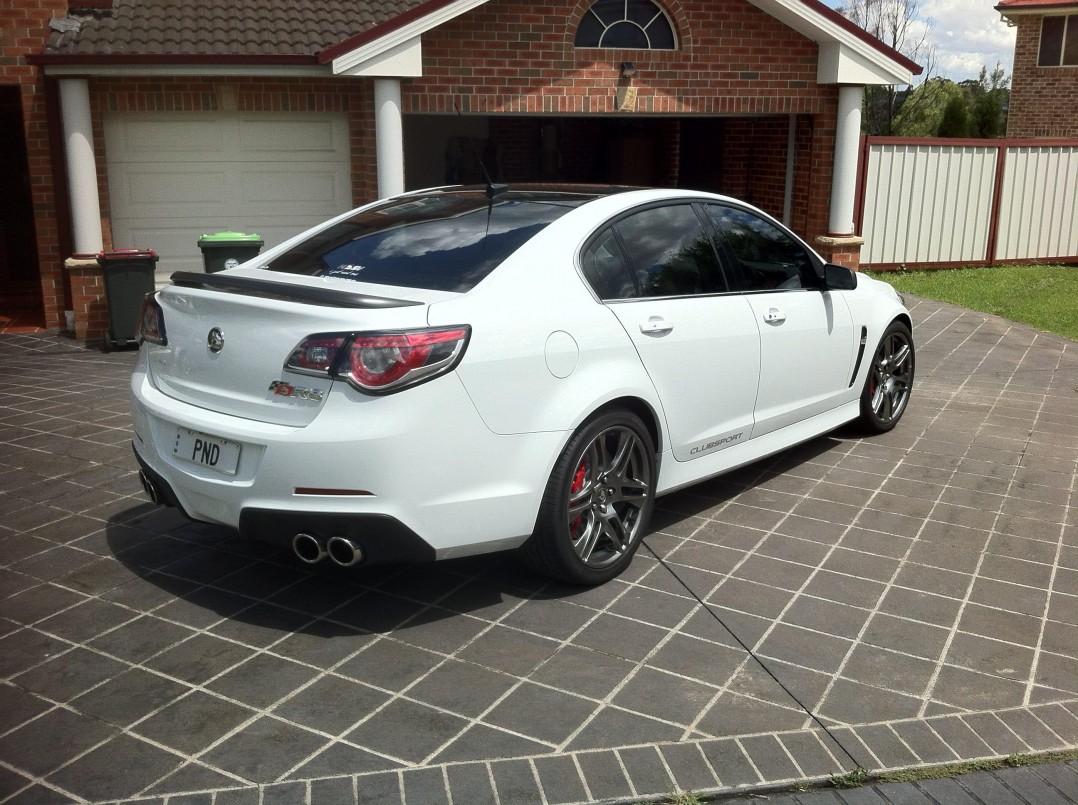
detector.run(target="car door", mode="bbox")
[704,204,857,437]
[582,203,762,463]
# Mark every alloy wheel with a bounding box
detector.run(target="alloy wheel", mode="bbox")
[868,328,913,424]
[564,424,652,569]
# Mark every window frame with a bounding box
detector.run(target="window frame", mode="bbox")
[574,0,678,51]
[702,202,825,294]
[577,201,740,302]
[1038,14,1078,67]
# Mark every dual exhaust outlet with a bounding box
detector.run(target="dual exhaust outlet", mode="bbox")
[138,470,364,568]
[292,533,365,567]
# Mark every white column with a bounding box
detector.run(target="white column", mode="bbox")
[373,78,405,199]
[828,85,863,236]
[59,78,103,254]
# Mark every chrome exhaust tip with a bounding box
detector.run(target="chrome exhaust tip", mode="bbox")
[292,533,328,564]
[327,535,364,567]
[138,470,161,505]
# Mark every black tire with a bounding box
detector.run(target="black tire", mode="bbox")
[859,320,915,433]
[520,410,656,585]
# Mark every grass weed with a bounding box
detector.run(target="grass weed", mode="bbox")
[866,264,1078,342]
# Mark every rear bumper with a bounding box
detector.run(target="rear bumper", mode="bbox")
[130,361,566,561]
[136,445,438,565]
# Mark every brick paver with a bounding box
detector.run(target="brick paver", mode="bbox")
[0,296,1075,803]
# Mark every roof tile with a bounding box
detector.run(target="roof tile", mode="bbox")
[44,0,430,58]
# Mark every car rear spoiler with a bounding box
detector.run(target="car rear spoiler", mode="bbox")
[169,272,422,309]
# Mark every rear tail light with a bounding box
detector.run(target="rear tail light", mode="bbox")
[286,326,470,394]
[137,293,167,345]
[287,335,347,372]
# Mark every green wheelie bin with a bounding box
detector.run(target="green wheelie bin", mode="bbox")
[197,231,264,272]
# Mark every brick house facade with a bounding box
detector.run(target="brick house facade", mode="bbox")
[997,0,1078,138]
[1,1,69,330]
[3,0,916,339]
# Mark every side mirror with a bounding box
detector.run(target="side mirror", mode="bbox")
[824,263,857,291]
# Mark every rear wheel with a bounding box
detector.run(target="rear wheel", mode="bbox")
[521,410,656,585]
[859,320,914,433]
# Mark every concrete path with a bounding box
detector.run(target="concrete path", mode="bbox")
[0,295,1075,803]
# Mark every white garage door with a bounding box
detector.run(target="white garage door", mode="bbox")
[104,112,352,280]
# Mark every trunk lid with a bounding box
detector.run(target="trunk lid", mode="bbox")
[145,271,448,427]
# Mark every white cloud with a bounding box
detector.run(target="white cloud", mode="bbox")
[920,0,1017,81]
[827,0,1017,83]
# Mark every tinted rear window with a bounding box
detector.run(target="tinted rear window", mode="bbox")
[264,191,591,292]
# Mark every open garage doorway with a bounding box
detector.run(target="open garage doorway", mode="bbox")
[403,114,810,232]
[0,87,45,332]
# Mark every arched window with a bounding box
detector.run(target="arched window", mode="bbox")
[575,0,676,50]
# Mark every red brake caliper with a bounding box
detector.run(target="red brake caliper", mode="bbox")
[569,459,587,541]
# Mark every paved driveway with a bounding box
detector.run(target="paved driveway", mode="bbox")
[1,296,1076,804]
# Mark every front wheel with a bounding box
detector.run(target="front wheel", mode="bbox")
[859,320,914,433]
[521,410,656,585]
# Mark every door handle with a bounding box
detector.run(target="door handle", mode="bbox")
[640,317,673,335]
[763,308,786,325]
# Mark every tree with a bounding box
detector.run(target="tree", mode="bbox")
[972,93,1004,137]
[969,63,1009,137]
[936,95,975,137]
[837,0,942,135]
[891,77,963,135]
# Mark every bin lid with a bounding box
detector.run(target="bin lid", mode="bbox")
[198,231,263,244]
[97,249,158,260]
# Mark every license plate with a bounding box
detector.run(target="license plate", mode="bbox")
[173,428,241,475]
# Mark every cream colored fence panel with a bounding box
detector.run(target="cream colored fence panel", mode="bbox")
[996,145,1078,261]
[861,142,998,266]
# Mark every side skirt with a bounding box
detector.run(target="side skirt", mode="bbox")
[655,400,860,496]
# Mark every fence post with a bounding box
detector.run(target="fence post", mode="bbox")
[854,134,869,235]
[985,142,1008,265]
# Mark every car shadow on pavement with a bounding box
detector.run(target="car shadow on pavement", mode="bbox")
[103,431,852,646]
[103,506,601,642]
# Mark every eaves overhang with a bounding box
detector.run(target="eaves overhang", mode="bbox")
[28,53,328,78]
[750,0,921,85]
[319,0,489,76]
[996,0,1078,19]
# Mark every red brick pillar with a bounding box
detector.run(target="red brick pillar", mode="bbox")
[815,235,864,270]
[64,255,108,343]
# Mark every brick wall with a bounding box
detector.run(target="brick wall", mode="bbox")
[66,257,107,343]
[1006,13,1078,138]
[2,0,70,330]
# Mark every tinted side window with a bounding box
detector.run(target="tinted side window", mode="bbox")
[581,228,637,300]
[706,205,816,292]
[613,205,724,297]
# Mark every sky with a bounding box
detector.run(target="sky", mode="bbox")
[829,0,1018,83]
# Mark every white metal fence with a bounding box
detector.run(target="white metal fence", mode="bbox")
[857,137,1078,268]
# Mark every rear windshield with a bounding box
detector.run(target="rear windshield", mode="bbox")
[263,190,591,292]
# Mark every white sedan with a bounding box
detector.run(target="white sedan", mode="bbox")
[131,186,914,585]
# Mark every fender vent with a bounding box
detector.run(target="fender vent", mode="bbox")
[849,326,868,388]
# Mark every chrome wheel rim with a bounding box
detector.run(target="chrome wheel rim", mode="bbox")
[868,330,913,424]
[566,425,651,569]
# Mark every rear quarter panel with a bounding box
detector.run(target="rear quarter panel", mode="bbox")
[426,218,665,440]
